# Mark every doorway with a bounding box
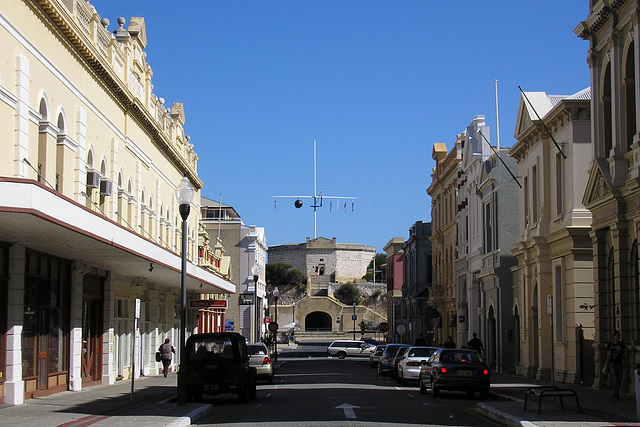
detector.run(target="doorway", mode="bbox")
[82,275,104,385]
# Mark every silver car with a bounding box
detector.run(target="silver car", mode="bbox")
[247,343,274,384]
[327,340,375,359]
[397,346,438,386]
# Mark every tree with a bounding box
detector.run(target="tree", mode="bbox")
[265,263,306,292]
[334,282,362,305]
[364,252,387,281]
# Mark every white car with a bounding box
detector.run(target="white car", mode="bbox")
[397,346,438,386]
[327,340,376,359]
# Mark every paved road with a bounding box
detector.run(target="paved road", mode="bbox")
[195,343,500,426]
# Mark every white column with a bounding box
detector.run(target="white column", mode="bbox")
[102,274,115,385]
[5,244,25,405]
[68,262,89,391]
[14,52,29,179]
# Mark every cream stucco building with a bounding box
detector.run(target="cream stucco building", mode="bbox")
[0,0,233,405]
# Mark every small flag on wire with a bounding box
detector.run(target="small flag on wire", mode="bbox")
[329,202,332,211]
[344,202,347,213]
[274,200,277,209]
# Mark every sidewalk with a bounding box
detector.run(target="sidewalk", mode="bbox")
[0,374,212,427]
[478,372,640,426]
[1,368,639,426]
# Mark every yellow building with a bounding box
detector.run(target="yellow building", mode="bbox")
[427,142,460,346]
[0,0,233,404]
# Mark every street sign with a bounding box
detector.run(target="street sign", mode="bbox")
[352,315,357,321]
[239,294,254,305]
[397,324,406,334]
[268,322,279,332]
[189,299,228,308]
[378,322,389,332]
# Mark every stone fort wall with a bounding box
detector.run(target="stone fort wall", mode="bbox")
[268,237,375,283]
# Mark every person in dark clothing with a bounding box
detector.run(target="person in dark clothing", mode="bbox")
[415,333,426,346]
[159,338,175,377]
[443,336,456,348]
[467,332,484,355]
[603,330,626,400]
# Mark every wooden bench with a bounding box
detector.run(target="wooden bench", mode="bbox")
[524,386,582,415]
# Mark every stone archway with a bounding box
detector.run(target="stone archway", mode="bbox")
[305,311,332,331]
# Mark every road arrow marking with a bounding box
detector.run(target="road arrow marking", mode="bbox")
[335,403,360,419]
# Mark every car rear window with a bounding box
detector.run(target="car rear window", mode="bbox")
[190,337,236,359]
[440,350,482,363]
[247,345,267,356]
[408,348,435,358]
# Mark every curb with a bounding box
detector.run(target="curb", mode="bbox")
[164,403,214,427]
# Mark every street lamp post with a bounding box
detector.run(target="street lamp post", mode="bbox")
[353,302,356,340]
[175,173,194,406]
[251,262,261,343]
[273,287,280,361]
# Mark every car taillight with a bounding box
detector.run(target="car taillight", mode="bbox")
[407,361,421,367]
[263,357,271,365]
[482,369,489,375]
[440,367,448,374]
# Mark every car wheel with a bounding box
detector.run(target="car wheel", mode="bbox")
[337,351,346,359]
[431,380,440,397]
[267,374,274,385]
[400,375,408,387]
[377,364,383,376]
[419,375,427,394]
[396,369,402,384]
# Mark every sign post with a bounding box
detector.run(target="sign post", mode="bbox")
[131,298,140,402]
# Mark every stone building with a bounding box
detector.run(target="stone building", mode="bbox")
[267,237,384,335]
[476,149,519,373]
[575,0,640,392]
[427,142,461,346]
[200,197,267,342]
[384,238,405,343]
[454,116,491,350]
[268,237,375,294]
[0,0,233,404]
[401,221,432,345]
[510,88,594,383]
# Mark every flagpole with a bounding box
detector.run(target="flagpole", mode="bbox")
[495,79,500,150]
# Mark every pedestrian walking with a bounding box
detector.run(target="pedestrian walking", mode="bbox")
[159,338,175,377]
[467,332,484,355]
[603,330,626,400]
[443,336,456,348]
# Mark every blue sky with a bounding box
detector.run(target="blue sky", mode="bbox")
[94,1,591,254]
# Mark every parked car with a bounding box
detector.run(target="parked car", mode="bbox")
[362,337,377,346]
[396,346,438,386]
[247,342,274,384]
[419,348,490,398]
[369,345,386,367]
[377,344,409,376]
[327,339,376,359]
[185,332,257,403]
[390,345,410,379]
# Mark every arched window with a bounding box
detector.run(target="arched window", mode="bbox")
[625,41,636,152]
[602,62,613,157]
[607,246,616,332]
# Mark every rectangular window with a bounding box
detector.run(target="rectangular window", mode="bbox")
[484,202,492,253]
[532,165,538,223]
[554,265,563,341]
[524,176,529,227]
[556,153,563,216]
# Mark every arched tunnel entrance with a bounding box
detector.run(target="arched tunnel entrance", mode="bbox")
[305,311,332,332]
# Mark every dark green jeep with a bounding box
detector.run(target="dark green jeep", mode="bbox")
[185,332,257,403]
